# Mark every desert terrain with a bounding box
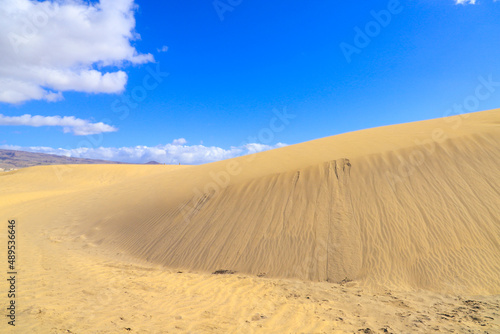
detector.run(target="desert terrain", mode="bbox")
[1,109,499,333]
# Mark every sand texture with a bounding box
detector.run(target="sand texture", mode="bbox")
[1,109,499,333]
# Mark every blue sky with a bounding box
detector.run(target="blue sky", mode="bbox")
[0,0,499,164]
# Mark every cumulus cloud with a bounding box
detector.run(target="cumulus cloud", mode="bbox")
[454,0,500,4]
[454,0,500,3]
[0,139,287,165]
[157,45,169,53]
[172,138,187,145]
[0,0,153,104]
[0,114,117,135]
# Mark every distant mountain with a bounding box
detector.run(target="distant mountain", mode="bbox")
[0,149,123,170]
[145,161,161,165]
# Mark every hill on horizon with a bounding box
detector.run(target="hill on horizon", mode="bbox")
[0,148,123,170]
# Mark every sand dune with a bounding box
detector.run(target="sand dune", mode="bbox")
[1,109,499,332]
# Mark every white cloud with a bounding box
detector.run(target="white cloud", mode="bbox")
[0,114,117,135]
[172,138,187,145]
[157,45,169,53]
[0,139,287,165]
[243,142,287,154]
[0,0,153,104]
[454,0,500,5]
[455,0,477,4]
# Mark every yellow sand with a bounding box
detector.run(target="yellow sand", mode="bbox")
[1,109,499,333]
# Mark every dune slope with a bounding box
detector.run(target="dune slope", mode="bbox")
[2,109,499,295]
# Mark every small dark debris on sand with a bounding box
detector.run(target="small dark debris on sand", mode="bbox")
[212,269,236,275]
[339,277,353,285]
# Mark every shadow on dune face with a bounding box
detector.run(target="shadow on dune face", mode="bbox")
[78,127,499,294]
